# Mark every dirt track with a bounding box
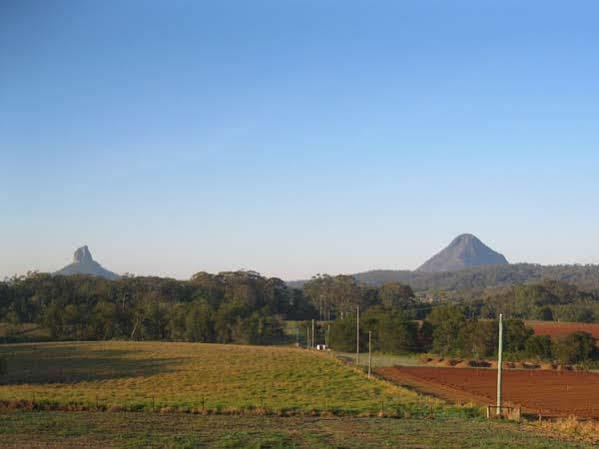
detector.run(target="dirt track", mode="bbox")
[377,366,599,418]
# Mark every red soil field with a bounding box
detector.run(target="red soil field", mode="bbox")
[526,321,599,340]
[377,366,599,418]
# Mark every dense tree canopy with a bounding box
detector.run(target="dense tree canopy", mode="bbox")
[460,280,599,323]
[0,271,316,344]
[303,275,424,321]
[329,307,424,353]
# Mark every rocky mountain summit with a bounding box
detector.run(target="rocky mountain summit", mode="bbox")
[55,246,120,280]
[416,234,508,273]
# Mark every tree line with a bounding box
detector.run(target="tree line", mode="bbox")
[457,279,599,323]
[0,272,418,343]
[2,270,598,365]
[302,274,421,321]
[0,271,316,344]
[352,263,599,292]
[327,304,598,365]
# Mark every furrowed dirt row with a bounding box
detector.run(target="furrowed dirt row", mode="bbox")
[377,366,599,418]
[527,321,599,341]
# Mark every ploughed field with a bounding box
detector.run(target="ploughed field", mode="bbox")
[526,321,599,341]
[377,366,599,418]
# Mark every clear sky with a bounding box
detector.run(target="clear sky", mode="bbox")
[2,1,599,280]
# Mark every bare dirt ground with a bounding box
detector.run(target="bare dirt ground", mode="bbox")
[377,366,599,418]
[526,321,599,341]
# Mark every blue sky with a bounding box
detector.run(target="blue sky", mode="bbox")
[2,1,599,280]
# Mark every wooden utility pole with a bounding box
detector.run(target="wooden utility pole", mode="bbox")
[368,330,372,378]
[496,313,503,416]
[311,319,315,349]
[306,327,310,349]
[356,305,360,365]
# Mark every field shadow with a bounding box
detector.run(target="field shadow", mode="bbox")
[0,346,182,385]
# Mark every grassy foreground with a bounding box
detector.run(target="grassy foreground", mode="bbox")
[0,341,445,415]
[0,411,592,449]
[0,341,594,448]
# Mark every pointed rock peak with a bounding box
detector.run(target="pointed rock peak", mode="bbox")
[417,234,508,273]
[453,233,476,241]
[73,245,93,264]
[56,246,119,280]
[448,233,484,248]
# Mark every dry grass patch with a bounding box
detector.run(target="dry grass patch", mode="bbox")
[536,416,599,444]
[0,341,442,415]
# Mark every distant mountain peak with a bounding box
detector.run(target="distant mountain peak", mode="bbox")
[451,233,476,243]
[55,246,120,280]
[73,245,93,264]
[417,234,508,273]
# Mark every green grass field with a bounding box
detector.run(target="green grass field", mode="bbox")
[0,341,593,448]
[0,411,593,449]
[0,341,445,415]
[334,351,428,368]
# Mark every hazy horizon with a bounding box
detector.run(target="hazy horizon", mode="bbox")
[3,2,599,280]
[4,234,598,282]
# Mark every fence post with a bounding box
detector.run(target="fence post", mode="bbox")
[356,305,360,366]
[368,331,372,378]
[496,313,503,417]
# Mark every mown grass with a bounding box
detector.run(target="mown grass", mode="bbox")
[0,341,450,415]
[0,411,593,449]
[334,351,428,368]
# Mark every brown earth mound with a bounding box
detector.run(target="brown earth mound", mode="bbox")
[468,360,492,368]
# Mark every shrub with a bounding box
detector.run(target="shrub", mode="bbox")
[504,319,534,352]
[553,332,596,364]
[524,335,553,360]
[428,305,468,356]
